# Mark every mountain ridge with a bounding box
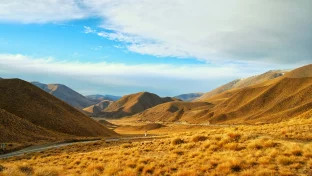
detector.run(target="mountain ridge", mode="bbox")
[31,82,95,109]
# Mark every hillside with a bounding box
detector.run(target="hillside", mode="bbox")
[195,70,287,101]
[0,108,63,143]
[100,92,178,118]
[131,101,213,122]
[32,82,94,109]
[83,100,113,115]
[131,64,312,124]
[174,93,204,101]
[0,79,116,140]
[86,94,121,103]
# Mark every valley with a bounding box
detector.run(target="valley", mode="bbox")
[0,65,312,176]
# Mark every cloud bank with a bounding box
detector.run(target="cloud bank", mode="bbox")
[0,54,283,96]
[1,0,311,64]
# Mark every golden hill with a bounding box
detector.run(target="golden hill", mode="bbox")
[83,100,113,115]
[0,79,116,140]
[0,108,64,143]
[131,101,213,122]
[195,70,287,101]
[130,64,312,124]
[101,92,178,118]
[32,82,95,109]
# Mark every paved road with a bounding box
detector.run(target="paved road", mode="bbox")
[0,136,163,160]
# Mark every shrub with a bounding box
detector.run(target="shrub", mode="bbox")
[172,138,185,145]
[277,156,293,165]
[227,132,241,141]
[192,135,208,142]
[19,165,33,175]
[247,140,263,150]
[173,150,184,155]
[0,165,6,172]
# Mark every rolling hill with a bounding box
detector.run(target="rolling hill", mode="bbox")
[32,82,95,109]
[83,100,113,116]
[129,64,312,124]
[131,101,213,122]
[0,79,116,143]
[174,93,204,101]
[100,92,179,118]
[195,70,287,101]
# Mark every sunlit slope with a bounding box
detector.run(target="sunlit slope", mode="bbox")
[196,70,287,101]
[0,108,65,143]
[83,100,113,115]
[101,92,178,118]
[0,79,116,137]
[129,101,213,122]
[133,64,312,124]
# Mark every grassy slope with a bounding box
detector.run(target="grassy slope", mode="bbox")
[0,108,69,143]
[101,92,177,118]
[0,79,116,137]
[128,64,312,124]
[83,100,112,115]
[196,70,286,101]
[0,112,311,176]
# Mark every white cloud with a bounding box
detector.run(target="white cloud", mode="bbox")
[0,0,88,23]
[84,0,311,64]
[83,26,96,34]
[0,54,244,79]
[0,53,285,95]
[1,0,311,64]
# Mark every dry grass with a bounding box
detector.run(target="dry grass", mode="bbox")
[1,115,311,176]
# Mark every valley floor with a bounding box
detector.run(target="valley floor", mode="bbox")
[0,116,311,176]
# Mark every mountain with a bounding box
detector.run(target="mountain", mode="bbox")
[174,93,204,101]
[86,94,121,103]
[83,100,113,116]
[130,64,312,124]
[131,101,213,122]
[195,70,287,101]
[31,82,95,109]
[100,92,178,118]
[0,79,116,143]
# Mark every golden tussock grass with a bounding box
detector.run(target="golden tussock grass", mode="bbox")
[0,116,312,176]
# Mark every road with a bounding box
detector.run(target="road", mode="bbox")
[0,135,163,160]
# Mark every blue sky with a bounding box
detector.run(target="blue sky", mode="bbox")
[0,0,311,96]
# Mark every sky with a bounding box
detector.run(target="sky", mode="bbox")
[0,0,311,97]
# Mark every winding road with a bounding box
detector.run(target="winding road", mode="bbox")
[0,135,164,160]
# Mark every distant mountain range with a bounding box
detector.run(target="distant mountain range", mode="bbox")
[85,94,121,102]
[174,93,204,101]
[31,82,120,110]
[127,64,312,124]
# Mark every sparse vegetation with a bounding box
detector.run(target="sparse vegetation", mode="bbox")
[1,115,311,176]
